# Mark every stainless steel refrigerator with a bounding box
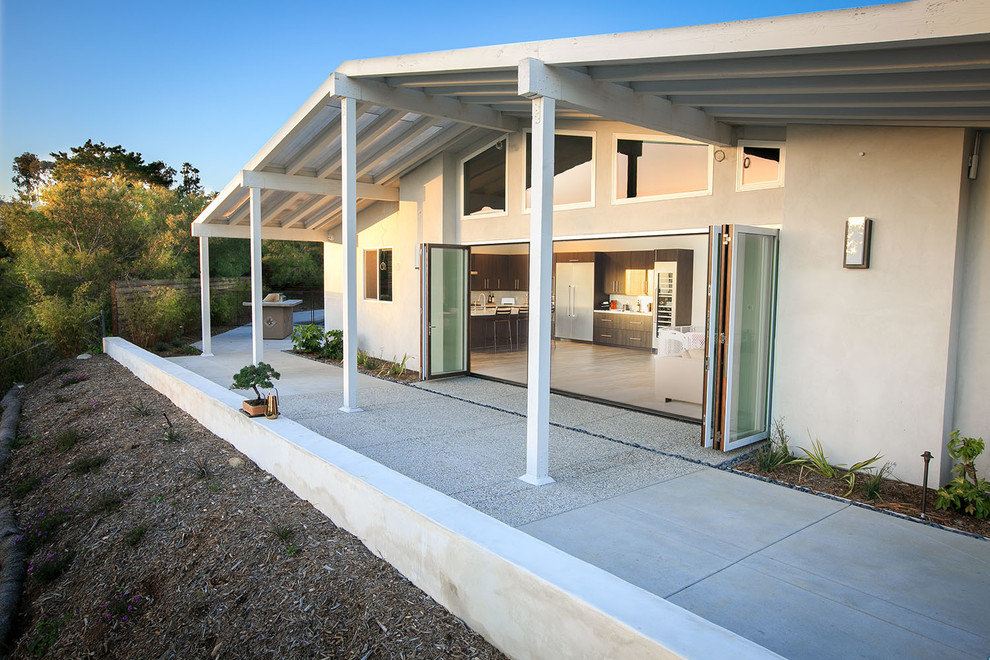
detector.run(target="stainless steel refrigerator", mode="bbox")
[554,262,594,341]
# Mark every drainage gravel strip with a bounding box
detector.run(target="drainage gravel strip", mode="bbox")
[0,385,26,651]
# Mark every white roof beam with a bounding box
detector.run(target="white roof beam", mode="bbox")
[675,90,990,108]
[316,108,407,179]
[238,170,399,201]
[631,70,990,96]
[356,116,438,178]
[328,72,519,132]
[712,106,990,121]
[191,222,330,243]
[590,42,990,82]
[385,70,516,87]
[518,58,731,146]
[374,122,475,184]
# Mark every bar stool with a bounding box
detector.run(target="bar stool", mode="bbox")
[515,306,528,348]
[492,306,513,352]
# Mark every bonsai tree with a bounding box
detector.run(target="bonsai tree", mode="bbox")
[231,362,281,403]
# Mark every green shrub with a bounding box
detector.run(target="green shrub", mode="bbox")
[31,287,102,356]
[0,314,49,392]
[321,329,344,361]
[230,362,280,401]
[119,286,195,348]
[290,324,324,354]
[209,292,236,326]
[936,431,990,519]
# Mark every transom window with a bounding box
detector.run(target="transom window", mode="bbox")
[462,140,506,216]
[524,132,594,210]
[736,141,785,191]
[613,135,712,203]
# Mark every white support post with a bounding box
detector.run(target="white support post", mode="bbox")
[249,186,264,365]
[521,95,555,486]
[340,96,362,413]
[199,236,213,356]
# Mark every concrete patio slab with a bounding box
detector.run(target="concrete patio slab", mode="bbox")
[169,327,990,660]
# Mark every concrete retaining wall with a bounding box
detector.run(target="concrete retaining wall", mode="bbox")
[104,337,778,660]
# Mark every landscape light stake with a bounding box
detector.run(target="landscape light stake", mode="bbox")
[920,451,933,519]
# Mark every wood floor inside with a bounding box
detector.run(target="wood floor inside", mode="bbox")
[470,340,703,419]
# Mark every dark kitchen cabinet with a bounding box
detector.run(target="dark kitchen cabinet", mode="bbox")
[593,312,652,350]
[471,253,530,291]
[595,252,629,295]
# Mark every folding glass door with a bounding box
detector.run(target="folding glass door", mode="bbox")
[422,244,470,379]
[703,225,779,451]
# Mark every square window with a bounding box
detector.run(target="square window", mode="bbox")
[736,142,785,191]
[462,141,506,216]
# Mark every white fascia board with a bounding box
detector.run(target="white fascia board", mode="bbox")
[192,176,243,227]
[336,1,990,78]
[327,73,518,133]
[238,170,399,202]
[190,222,330,243]
[519,58,732,146]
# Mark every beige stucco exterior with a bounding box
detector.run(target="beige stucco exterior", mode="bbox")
[322,121,987,487]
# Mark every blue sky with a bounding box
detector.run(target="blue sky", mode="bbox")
[1,0,873,198]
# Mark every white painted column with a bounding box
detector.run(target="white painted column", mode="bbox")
[340,96,361,412]
[521,95,555,486]
[249,186,264,365]
[199,236,212,356]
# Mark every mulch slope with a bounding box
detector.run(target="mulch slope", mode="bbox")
[733,460,990,539]
[3,355,504,659]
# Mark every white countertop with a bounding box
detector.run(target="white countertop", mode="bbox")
[594,309,652,316]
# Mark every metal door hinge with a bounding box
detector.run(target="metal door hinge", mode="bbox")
[723,234,731,246]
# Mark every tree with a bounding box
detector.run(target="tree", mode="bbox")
[12,152,54,196]
[51,140,176,188]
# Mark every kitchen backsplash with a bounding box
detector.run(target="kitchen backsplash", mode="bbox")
[472,290,529,306]
[608,294,652,311]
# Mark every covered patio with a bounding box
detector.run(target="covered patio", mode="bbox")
[190,0,990,487]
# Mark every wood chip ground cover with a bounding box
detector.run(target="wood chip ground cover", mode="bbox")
[3,355,504,659]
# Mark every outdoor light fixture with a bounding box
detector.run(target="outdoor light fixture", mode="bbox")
[843,217,873,269]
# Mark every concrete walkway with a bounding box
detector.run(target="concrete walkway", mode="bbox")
[173,325,990,660]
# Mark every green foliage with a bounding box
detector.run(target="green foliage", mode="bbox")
[936,431,990,519]
[128,400,152,418]
[356,348,368,367]
[0,314,47,392]
[9,434,37,450]
[755,418,800,473]
[799,436,881,496]
[91,491,123,515]
[119,286,197,348]
[862,462,895,501]
[70,453,107,475]
[290,324,325,354]
[322,329,344,361]
[231,362,280,401]
[12,475,42,499]
[124,524,147,547]
[162,413,181,443]
[28,614,71,657]
[389,354,410,377]
[262,241,323,289]
[54,427,81,451]
[51,140,176,188]
[183,456,211,480]
[32,287,102,356]
[28,550,75,584]
[799,437,839,479]
[12,152,54,196]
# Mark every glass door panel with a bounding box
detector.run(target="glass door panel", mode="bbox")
[722,226,778,451]
[424,245,469,379]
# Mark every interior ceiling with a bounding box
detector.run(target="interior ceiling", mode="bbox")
[195,16,990,239]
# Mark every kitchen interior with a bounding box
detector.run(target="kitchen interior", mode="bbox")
[469,234,708,420]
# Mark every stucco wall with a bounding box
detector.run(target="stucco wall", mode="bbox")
[953,135,990,480]
[460,120,785,243]
[323,156,449,373]
[773,124,969,486]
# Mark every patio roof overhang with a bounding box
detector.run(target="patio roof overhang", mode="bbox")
[191,0,990,242]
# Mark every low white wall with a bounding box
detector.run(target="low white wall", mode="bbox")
[104,337,777,660]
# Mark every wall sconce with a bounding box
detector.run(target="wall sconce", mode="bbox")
[844,217,873,269]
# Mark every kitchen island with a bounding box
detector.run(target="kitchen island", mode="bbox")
[592,310,653,350]
[470,305,527,351]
